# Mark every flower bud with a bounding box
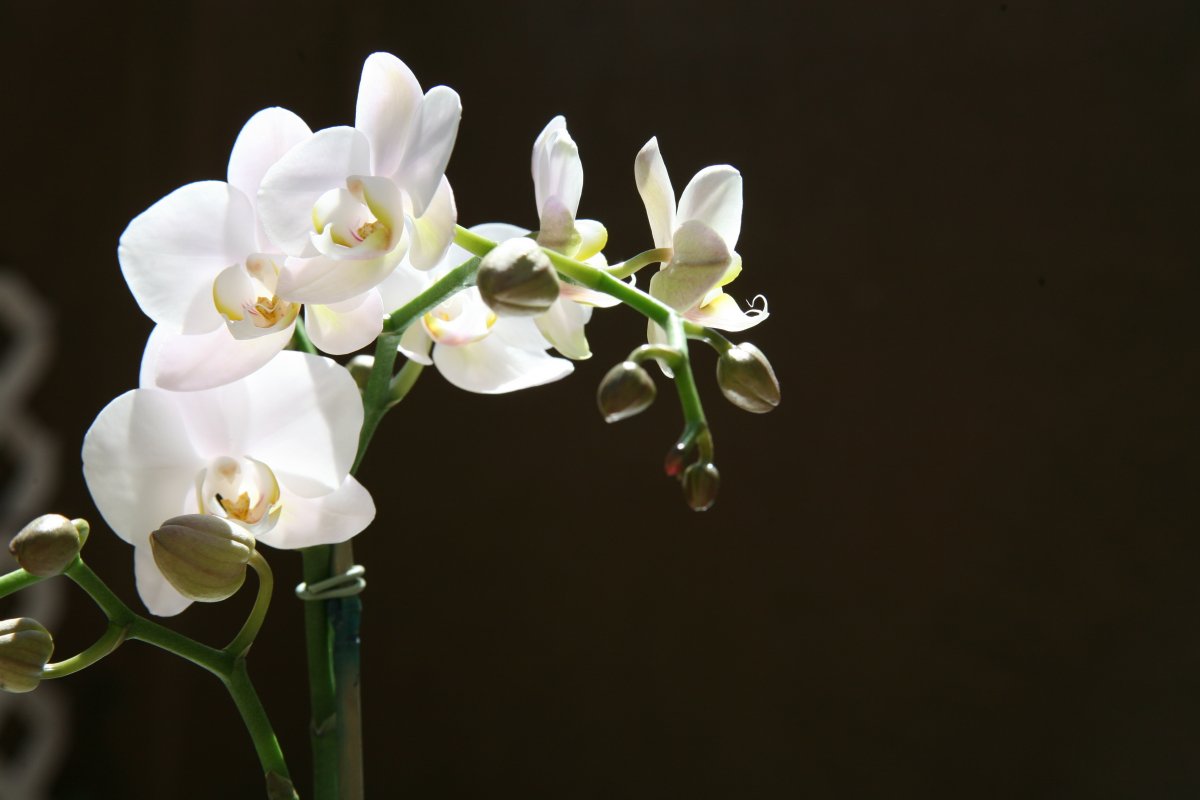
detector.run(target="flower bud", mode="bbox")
[682,462,720,511]
[476,237,560,316]
[716,343,780,414]
[150,515,256,602]
[9,514,87,576]
[0,618,54,693]
[597,361,657,423]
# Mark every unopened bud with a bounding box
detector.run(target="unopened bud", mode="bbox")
[347,355,374,391]
[664,438,699,478]
[597,361,657,423]
[0,618,54,693]
[10,514,86,576]
[150,515,256,602]
[477,237,560,316]
[682,462,720,511]
[716,343,780,414]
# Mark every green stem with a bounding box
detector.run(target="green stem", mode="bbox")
[683,320,734,354]
[227,659,295,793]
[607,247,672,279]
[43,621,127,679]
[225,551,274,658]
[0,567,43,599]
[300,545,339,800]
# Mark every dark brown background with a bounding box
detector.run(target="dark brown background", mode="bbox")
[1,1,1198,797]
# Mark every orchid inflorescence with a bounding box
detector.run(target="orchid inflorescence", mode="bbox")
[0,52,779,799]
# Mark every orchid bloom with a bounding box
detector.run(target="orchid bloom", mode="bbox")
[378,223,575,394]
[82,352,374,616]
[635,137,768,334]
[256,52,461,354]
[120,107,313,391]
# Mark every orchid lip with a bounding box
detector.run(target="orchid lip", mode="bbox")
[195,456,282,536]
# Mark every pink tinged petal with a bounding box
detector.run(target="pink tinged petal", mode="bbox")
[222,352,363,495]
[405,176,457,270]
[258,127,371,257]
[534,298,592,360]
[432,335,573,394]
[260,476,375,549]
[304,291,385,355]
[651,221,733,312]
[119,181,257,333]
[82,389,202,548]
[355,53,422,178]
[677,165,743,250]
[573,219,608,261]
[276,234,407,305]
[398,322,433,365]
[226,107,312,238]
[423,288,495,346]
[139,322,294,392]
[634,137,677,250]
[135,546,193,617]
[685,291,770,332]
[533,118,583,220]
[394,86,462,217]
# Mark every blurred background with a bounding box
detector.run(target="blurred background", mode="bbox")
[1,1,1197,797]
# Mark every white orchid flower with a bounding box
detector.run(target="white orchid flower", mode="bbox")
[378,223,575,394]
[634,137,768,333]
[255,52,461,359]
[531,116,608,263]
[120,107,318,391]
[82,352,374,616]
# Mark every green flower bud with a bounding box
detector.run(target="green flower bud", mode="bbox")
[682,462,720,511]
[716,343,780,414]
[265,772,300,800]
[9,514,87,576]
[597,361,657,423]
[150,515,256,602]
[476,237,560,317]
[0,618,54,693]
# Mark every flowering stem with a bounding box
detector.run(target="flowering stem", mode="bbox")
[225,551,274,659]
[683,321,734,354]
[298,258,483,800]
[454,224,712,455]
[61,558,294,797]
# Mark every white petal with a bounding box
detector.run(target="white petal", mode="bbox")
[491,315,552,352]
[119,181,256,333]
[276,240,406,304]
[135,546,193,617]
[398,322,434,365]
[685,292,770,332]
[139,322,294,392]
[395,86,462,217]
[377,263,432,313]
[650,221,733,312]
[405,176,457,270]
[82,390,201,548]
[173,352,363,496]
[559,282,622,308]
[646,318,674,379]
[305,292,385,355]
[261,476,375,549]
[433,335,573,394]
[676,165,742,250]
[226,107,312,249]
[258,127,371,256]
[355,53,422,179]
[534,299,591,360]
[532,118,583,221]
[634,137,677,250]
